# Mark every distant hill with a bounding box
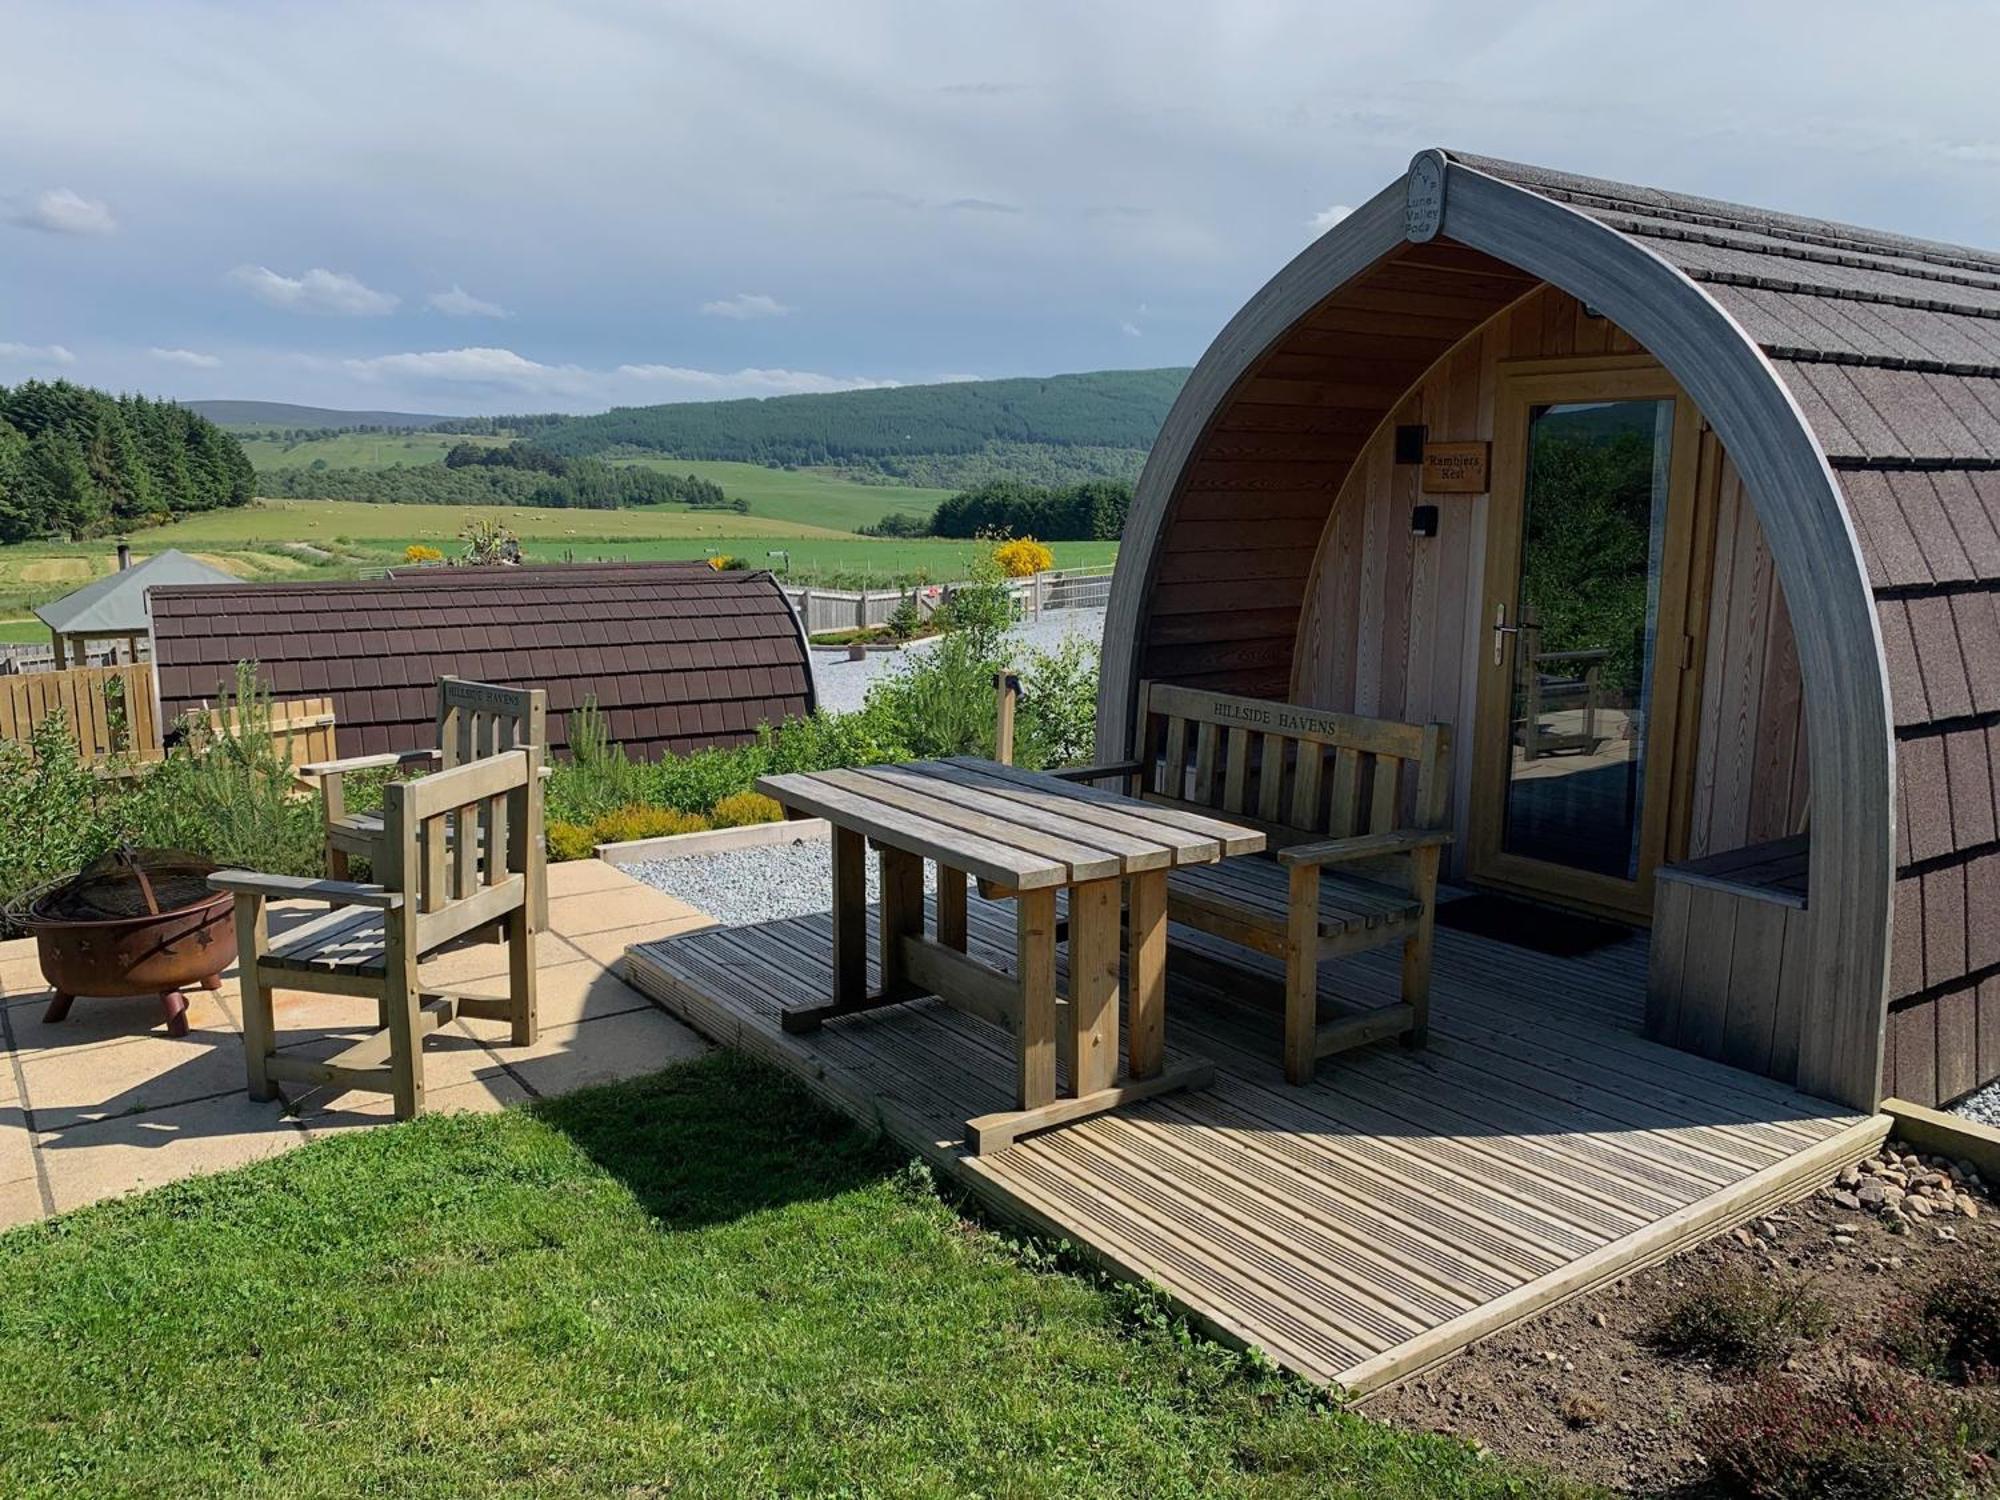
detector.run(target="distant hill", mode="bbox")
[186,400,446,431]
[525,368,1190,488]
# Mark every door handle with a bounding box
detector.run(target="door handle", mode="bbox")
[1492,604,1522,667]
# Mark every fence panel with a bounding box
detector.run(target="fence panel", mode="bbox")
[0,663,161,764]
[206,695,338,774]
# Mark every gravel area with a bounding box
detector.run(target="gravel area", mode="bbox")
[1954,1078,2000,1126]
[809,606,1104,715]
[631,839,944,927]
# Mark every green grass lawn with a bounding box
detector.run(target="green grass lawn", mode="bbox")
[236,431,510,469]
[0,1053,1585,1499]
[613,457,954,532]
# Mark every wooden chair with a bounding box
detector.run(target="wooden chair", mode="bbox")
[1061,682,1452,1085]
[304,677,548,925]
[212,747,544,1120]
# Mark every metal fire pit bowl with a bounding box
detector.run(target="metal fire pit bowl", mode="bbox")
[22,849,237,1039]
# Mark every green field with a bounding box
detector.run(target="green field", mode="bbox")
[615,457,952,531]
[0,499,1118,615]
[235,431,510,469]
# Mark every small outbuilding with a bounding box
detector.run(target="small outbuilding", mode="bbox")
[1104,149,2000,1111]
[149,561,816,760]
[35,545,238,665]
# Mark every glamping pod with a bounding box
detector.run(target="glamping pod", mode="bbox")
[1104,150,2000,1111]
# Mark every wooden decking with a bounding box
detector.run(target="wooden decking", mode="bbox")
[625,895,1889,1395]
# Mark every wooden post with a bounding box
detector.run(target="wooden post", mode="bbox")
[49,631,65,670]
[234,895,275,1101]
[993,672,1019,765]
[1015,887,1058,1109]
[936,864,968,951]
[1126,869,1168,1080]
[1284,861,1320,1085]
[878,846,924,997]
[1068,878,1121,1096]
[831,825,867,1006]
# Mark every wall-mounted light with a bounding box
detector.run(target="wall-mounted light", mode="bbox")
[1394,424,1427,465]
[1411,504,1440,538]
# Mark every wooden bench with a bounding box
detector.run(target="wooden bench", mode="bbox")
[1063,682,1452,1084]
[214,747,546,1121]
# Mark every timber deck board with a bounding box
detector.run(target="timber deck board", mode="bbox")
[625,895,1886,1393]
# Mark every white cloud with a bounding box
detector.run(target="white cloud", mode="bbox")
[699,292,793,320]
[1307,202,1354,234]
[230,264,399,316]
[339,346,892,402]
[427,284,511,318]
[150,346,221,368]
[0,340,76,364]
[614,363,897,395]
[8,187,115,236]
[1119,320,1142,338]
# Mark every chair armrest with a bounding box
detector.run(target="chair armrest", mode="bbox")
[1276,829,1454,867]
[1048,760,1144,785]
[208,871,405,909]
[299,748,439,778]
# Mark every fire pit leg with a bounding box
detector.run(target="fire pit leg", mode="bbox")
[159,990,191,1039]
[44,992,75,1025]
[199,974,222,992]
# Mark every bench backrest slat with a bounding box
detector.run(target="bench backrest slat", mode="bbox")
[1129,680,1449,850]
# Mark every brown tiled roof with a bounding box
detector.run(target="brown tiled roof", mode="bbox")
[1456,154,2000,1093]
[149,563,814,760]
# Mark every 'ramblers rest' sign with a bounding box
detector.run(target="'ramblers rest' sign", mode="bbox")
[1421,441,1490,494]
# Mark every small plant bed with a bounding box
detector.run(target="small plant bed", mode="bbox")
[809,622,941,648]
[1365,1138,2000,1496]
[0,1053,1585,1499]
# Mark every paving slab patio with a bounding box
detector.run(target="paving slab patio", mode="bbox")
[0,860,714,1230]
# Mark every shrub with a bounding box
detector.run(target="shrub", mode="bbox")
[403,543,443,563]
[1013,633,1099,770]
[1648,1268,1831,1373]
[589,806,712,844]
[547,698,646,824]
[710,792,784,828]
[884,593,923,641]
[865,628,1002,762]
[648,746,758,815]
[992,536,1053,577]
[1884,1251,2000,1384]
[0,714,118,923]
[1695,1371,1997,1500]
[546,821,598,863]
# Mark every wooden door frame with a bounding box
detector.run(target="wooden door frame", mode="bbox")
[1467,353,1708,921]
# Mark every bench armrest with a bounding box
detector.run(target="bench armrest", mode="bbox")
[1276,829,1453,867]
[1047,760,1144,785]
[299,748,440,778]
[208,871,405,909]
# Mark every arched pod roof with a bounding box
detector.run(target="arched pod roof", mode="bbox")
[1105,150,2000,1109]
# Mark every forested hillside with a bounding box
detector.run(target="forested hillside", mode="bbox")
[525,369,1188,483]
[0,381,253,542]
[256,446,742,511]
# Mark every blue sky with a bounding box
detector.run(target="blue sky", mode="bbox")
[2,0,1997,415]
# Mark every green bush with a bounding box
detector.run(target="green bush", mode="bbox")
[1648,1268,1832,1374]
[590,806,712,844]
[647,746,757,815]
[546,821,597,863]
[0,715,119,920]
[547,699,646,824]
[1014,634,1100,770]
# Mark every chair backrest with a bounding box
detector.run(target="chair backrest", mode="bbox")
[1130,681,1450,851]
[435,678,546,770]
[379,746,544,956]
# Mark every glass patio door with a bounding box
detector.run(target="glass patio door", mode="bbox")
[1469,359,1705,920]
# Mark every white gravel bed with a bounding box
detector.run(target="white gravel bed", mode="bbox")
[1953,1079,2000,1127]
[810,606,1105,715]
[630,840,943,927]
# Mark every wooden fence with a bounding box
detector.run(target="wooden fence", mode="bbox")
[0,663,162,765]
[205,696,339,777]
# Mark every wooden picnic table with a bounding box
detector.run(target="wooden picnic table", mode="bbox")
[756,757,1265,1154]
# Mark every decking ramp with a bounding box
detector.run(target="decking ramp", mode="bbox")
[626,898,1888,1394]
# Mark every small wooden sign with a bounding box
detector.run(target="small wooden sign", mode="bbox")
[1421,440,1489,494]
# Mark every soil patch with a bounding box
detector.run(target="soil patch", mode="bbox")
[1364,1139,1999,1494]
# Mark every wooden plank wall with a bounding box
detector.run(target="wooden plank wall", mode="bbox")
[1686,455,1811,858]
[0,663,161,764]
[1288,284,1809,874]
[207,695,339,775]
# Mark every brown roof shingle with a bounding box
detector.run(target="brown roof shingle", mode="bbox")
[150,563,814,761]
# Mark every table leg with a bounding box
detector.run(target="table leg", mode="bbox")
[879,846,924,998]
[831,825,867,1007]
[936,863,968,951]
[1015,886,1058,1110]
[1126,869,1167,1081]
[1068,877,1121,1097]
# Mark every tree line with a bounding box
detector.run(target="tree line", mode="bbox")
[864,478,1131,541]
[520,368,1189,465]
[0,380,253,542]
[258,451,745,512]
